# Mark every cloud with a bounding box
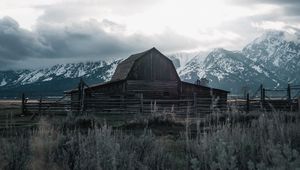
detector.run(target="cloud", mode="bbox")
[0,16,201,70]
[0,16,52,69]
[1,0,300,70]
[228,0,300,16]
[35,0,161,24]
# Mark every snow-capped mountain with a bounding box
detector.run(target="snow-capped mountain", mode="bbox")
[0,60,121,97]
[169,51,208,81]
[178,31,300,93]
[168,51,207,69]
[0,30,299,97]
[0,60,119,86]
[242,31,300,84]
[179,48,284,93]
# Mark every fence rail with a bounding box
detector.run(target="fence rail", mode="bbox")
[18,82,300,123]
[21,95,229,122]
[21,95,300,123]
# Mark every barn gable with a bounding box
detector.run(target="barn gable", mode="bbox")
[111,49,149,81]
[111,47,180,81]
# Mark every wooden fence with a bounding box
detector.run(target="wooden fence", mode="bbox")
[22,93,228,122]
[229,83,300,112]
[19,83,300,123]
[228,97,300,112]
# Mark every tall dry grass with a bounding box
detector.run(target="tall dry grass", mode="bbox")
[0,111,299,170]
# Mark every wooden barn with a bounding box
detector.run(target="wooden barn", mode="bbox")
[65,48,229,111]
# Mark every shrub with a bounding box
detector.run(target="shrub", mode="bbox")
[0,134,30,170]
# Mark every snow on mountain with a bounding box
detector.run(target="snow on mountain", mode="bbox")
[178,30,300,93]
[0,78,7,86]
[177,55,205,81]
[0,30,299,96]
[168,51,207,69]
[168,52,197,69]
[168,51,208,82]
[243,31,300,84]
[0,60,122,88]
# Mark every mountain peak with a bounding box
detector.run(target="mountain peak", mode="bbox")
[212,48,226,53]
[251,30,300,46]
[262,30,284,38]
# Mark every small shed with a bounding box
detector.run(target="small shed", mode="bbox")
[65,47,229,107]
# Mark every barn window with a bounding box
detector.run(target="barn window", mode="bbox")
[163,92,169,96]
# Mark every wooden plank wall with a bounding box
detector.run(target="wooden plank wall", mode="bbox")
[126,80,179,98]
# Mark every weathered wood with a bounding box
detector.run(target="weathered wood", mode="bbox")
[21,93,26,115]
[260,84,263,102]
[140,93,144,114]
[287,84,291,101]
[38,96,42,115]
[127,80,179,98]
[298,97,300,113]
[287,84,292,111]
[126,49,179,81]
[246,93,250,113]
[193,93,197,116]
[261,88,266,109]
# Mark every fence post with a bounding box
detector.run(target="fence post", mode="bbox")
[287,84,291,101]
[193,93,197,117]
[140,93,144,115]
[77,80,82,115]
[121,95,125,121]
[21,93,26,115]
[260,84,263,102]
[287,84,292,111]
[246,93,250,113]
[77,78,85,115]
[298,97,300,113]
[38,96,42,116]
[262,88,266,109]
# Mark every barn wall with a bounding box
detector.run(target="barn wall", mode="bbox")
[127,50,179,81]
[126,80,179,98]
[180,82,211,98]
[212,91,228,108]
[180,82,228,109]
[71,93,79,101]
[84,81,126,98]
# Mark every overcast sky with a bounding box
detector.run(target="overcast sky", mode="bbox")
[0,0,300,70]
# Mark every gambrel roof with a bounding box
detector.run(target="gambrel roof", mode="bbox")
[111,47,174,81]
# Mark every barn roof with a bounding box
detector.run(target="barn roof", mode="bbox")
[64,79,125,94]
[181,81,230,93]
[111,47,164,81]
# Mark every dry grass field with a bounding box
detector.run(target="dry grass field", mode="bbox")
[1,100,300,170]
[0,100,300,170]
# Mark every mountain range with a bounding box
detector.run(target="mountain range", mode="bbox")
[175,31,300,93]
[0,31,299,98]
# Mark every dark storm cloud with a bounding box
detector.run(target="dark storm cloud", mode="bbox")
[0,16,199,70]
[34,19,200,58]
[34,20,135,58]
[0,17,51,63]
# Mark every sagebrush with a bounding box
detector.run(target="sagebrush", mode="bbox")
[0,111,300,170]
